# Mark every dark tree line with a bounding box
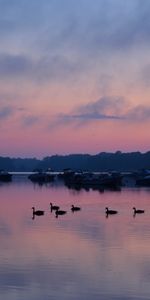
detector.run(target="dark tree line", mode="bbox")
[0,151,150,172]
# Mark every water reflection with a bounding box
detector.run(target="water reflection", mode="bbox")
[0,178,150,299]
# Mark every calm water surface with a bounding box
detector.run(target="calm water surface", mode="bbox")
[0,176,150,300]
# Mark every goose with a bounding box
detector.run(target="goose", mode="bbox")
[32,207,44,216]
[55,210,67,217]
[105,207,118,215]
[133,207,144,214]
[50,202,60,211]
[71,205,81,212]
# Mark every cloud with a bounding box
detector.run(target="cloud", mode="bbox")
[51,96,150,128]
[0,53,82,83]
[0,106,14,120]
[75,97,127,116]
[1,0,150,54]
[34,0,150,58]
[47,97,123,129]
[0,92,21,103]
[21,115,41,127]
[0,105,37,126]
[0,0,150,87]
[0,54,32,78]
[139,63,150,87]
[55,97,127,126]
[127,105,150,121]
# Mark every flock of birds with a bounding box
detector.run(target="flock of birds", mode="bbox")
[32,204,145,219]
[32,202,81,219]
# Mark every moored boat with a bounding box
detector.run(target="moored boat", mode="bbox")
[28,172,55,183]
[64,171,122,190]
[0,170,12,182]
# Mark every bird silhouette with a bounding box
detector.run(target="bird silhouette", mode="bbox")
[50,202,60,211]
[71,205,81,212]
[105,207,118,215]
[133,207,144,215]
[55,209,67,218]
[32,207,44,219]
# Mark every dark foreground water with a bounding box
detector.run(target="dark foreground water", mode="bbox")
[0,176,150,300]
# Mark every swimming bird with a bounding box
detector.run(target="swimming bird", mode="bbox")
[32,207,44,216]
[55,209,67,217]
[105,207,118,215]
[71,205,81,212]
[133,207,144,214]
[50,202,60,211]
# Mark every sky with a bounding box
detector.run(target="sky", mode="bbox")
[0,0,150,158]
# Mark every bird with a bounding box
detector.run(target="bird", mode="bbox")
[32,207,44,216]
[71,205,81,212]
[105,207,118,215]
[50,202,60,211]
[55,209,67,218]
[133,207,144,214]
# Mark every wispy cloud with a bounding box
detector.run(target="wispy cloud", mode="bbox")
[51,96,150,128]
[33,0,150,59]
[0,53,32,78]
[21,114,42,127]
[0,53,82,83]
[127,105,150,121]
[1,0,150,83]
[0,106,14,120]
[0,105,41,128]
[54,97,126,127]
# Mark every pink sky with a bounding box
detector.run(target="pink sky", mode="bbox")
[0,0,150,157]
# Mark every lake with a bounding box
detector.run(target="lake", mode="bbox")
[0,175,150,300]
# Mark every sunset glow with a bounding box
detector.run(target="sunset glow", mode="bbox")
[0,0,150,157]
